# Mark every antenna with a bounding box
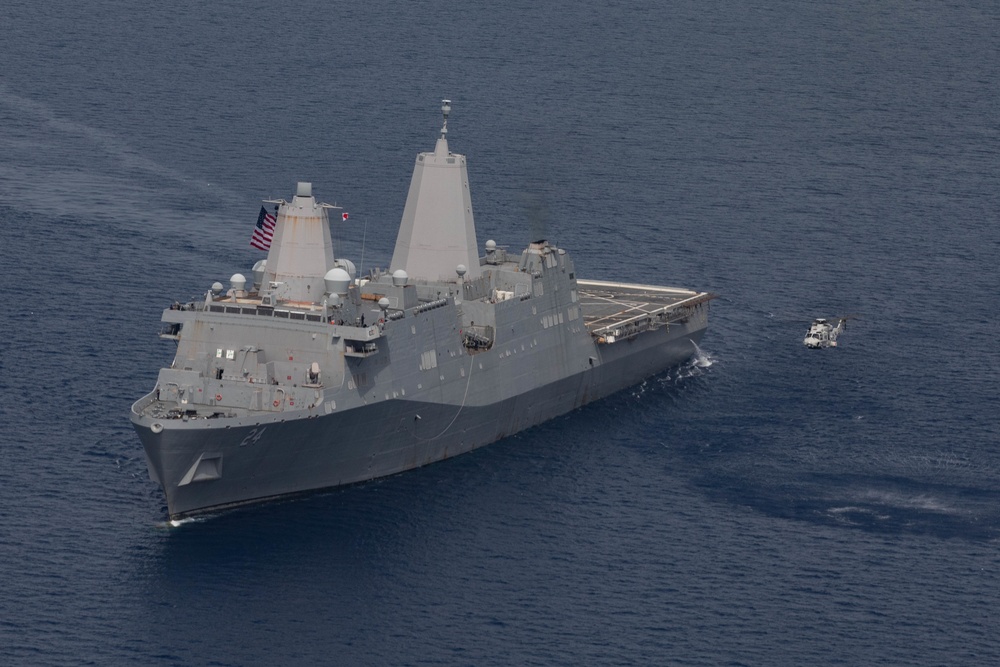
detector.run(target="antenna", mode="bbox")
[441,99,451,138]
[359,215,368,280]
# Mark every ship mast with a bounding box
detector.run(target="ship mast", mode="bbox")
[262,182,337,304]
[390,100,481,282]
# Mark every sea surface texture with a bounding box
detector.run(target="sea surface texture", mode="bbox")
[1,1,998,665]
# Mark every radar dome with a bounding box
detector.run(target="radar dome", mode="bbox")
[391,269,408,287]
[252,259,267,288]
[333,258,357,280]
[324,268,351,295]
[211,282,224,295]
[230,273,247,292]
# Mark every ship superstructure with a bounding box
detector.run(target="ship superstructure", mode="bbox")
[131,103,714,518]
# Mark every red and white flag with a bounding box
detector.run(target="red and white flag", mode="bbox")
[342,212,349,222]
[250,206,276,251]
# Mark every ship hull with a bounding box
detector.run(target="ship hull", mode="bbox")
[132,325,706,519]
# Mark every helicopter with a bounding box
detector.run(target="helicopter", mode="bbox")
[803,316,854,349]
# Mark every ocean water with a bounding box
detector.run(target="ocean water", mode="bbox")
[1,0,998,664]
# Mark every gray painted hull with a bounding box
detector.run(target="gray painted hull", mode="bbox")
[132,323,705,518]
[131,109,715,519]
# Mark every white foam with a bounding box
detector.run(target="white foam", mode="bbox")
[858,490,954,514]
[827,506,891,521]
[690,341,715,369]
[155,516,203,530]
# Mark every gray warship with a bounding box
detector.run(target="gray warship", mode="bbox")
[130,102,715,519]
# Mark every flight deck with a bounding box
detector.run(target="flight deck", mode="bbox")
[577,279,715,342]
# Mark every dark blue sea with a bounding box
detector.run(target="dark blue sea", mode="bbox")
[2,0,998,664]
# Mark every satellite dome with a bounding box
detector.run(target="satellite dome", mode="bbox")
[392,269,408,287]
[211,282,224,295]
[333,258,357,280]
[252,259,267,288]
[324,268,351,295]
[230,273,247,292]
[485,240,497,252]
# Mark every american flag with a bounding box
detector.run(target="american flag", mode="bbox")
[250,206,276,251]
